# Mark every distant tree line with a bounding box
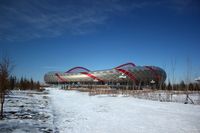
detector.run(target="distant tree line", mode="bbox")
[159,80,200,91]
[9,76,41,90]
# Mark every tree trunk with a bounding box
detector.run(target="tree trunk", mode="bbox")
[0,94,5,119]
[0,103,3,119]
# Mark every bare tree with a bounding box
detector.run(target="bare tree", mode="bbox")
[186,58,192,87]
[166,63,170,90]
[171,59,176,90]
[170,59,176,101]
[185,57,194,104]
[0,57,13,119]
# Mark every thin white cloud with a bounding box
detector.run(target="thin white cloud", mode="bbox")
[0,0,149,41]
[0,0,198,41]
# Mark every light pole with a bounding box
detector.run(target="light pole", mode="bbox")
[150,80,155,89]
[119,74,126,90]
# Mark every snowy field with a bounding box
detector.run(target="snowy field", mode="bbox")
[49,88,200,133]
[0,88,200,133]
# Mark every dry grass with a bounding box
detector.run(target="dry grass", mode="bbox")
[64,87,200,104]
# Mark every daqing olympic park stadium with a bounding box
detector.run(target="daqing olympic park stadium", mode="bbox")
[44,62,167,89]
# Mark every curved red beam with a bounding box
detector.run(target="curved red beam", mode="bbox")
[115,62,136,69]
[81,72,104,82]
[65,66,90,73]
[55,73,68,82]
[145,66,160,80]
[115,68,137,82]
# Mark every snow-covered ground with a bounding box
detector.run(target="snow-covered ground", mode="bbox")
[49,88,200,133]
[0,90,54,133]
[0,88,200,133]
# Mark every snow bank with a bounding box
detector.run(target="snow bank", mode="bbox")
[49,88,200,133]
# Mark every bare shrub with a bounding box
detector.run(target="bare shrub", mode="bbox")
[0,57,13,119]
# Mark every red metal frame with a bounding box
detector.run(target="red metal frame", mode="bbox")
[115,68,137,82]
[81,72,105,82]
[115,62,137,82]
[56,63,138,83]
[145,66,160,80]
[55,73,67,82]
[65,66,90,73]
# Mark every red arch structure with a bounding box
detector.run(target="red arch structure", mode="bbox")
[65,66,104,82]
[115,62,137,82]
[115,62,136,69]
[65,66,90,73]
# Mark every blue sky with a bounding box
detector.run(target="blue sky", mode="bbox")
[0,0,200,83]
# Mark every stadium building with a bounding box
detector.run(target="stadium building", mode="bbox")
[44,62,166,89]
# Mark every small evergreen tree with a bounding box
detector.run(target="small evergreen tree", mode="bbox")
[161,82,166,90]
[194,83,199,91]
[167,82,172,90]
[30,78,34,90]
[36,81,40,90]
[180,80,186,91]
[9,76,16,90]
[188,83,194,91]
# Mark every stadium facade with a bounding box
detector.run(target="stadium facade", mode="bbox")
[44,62,166,88]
